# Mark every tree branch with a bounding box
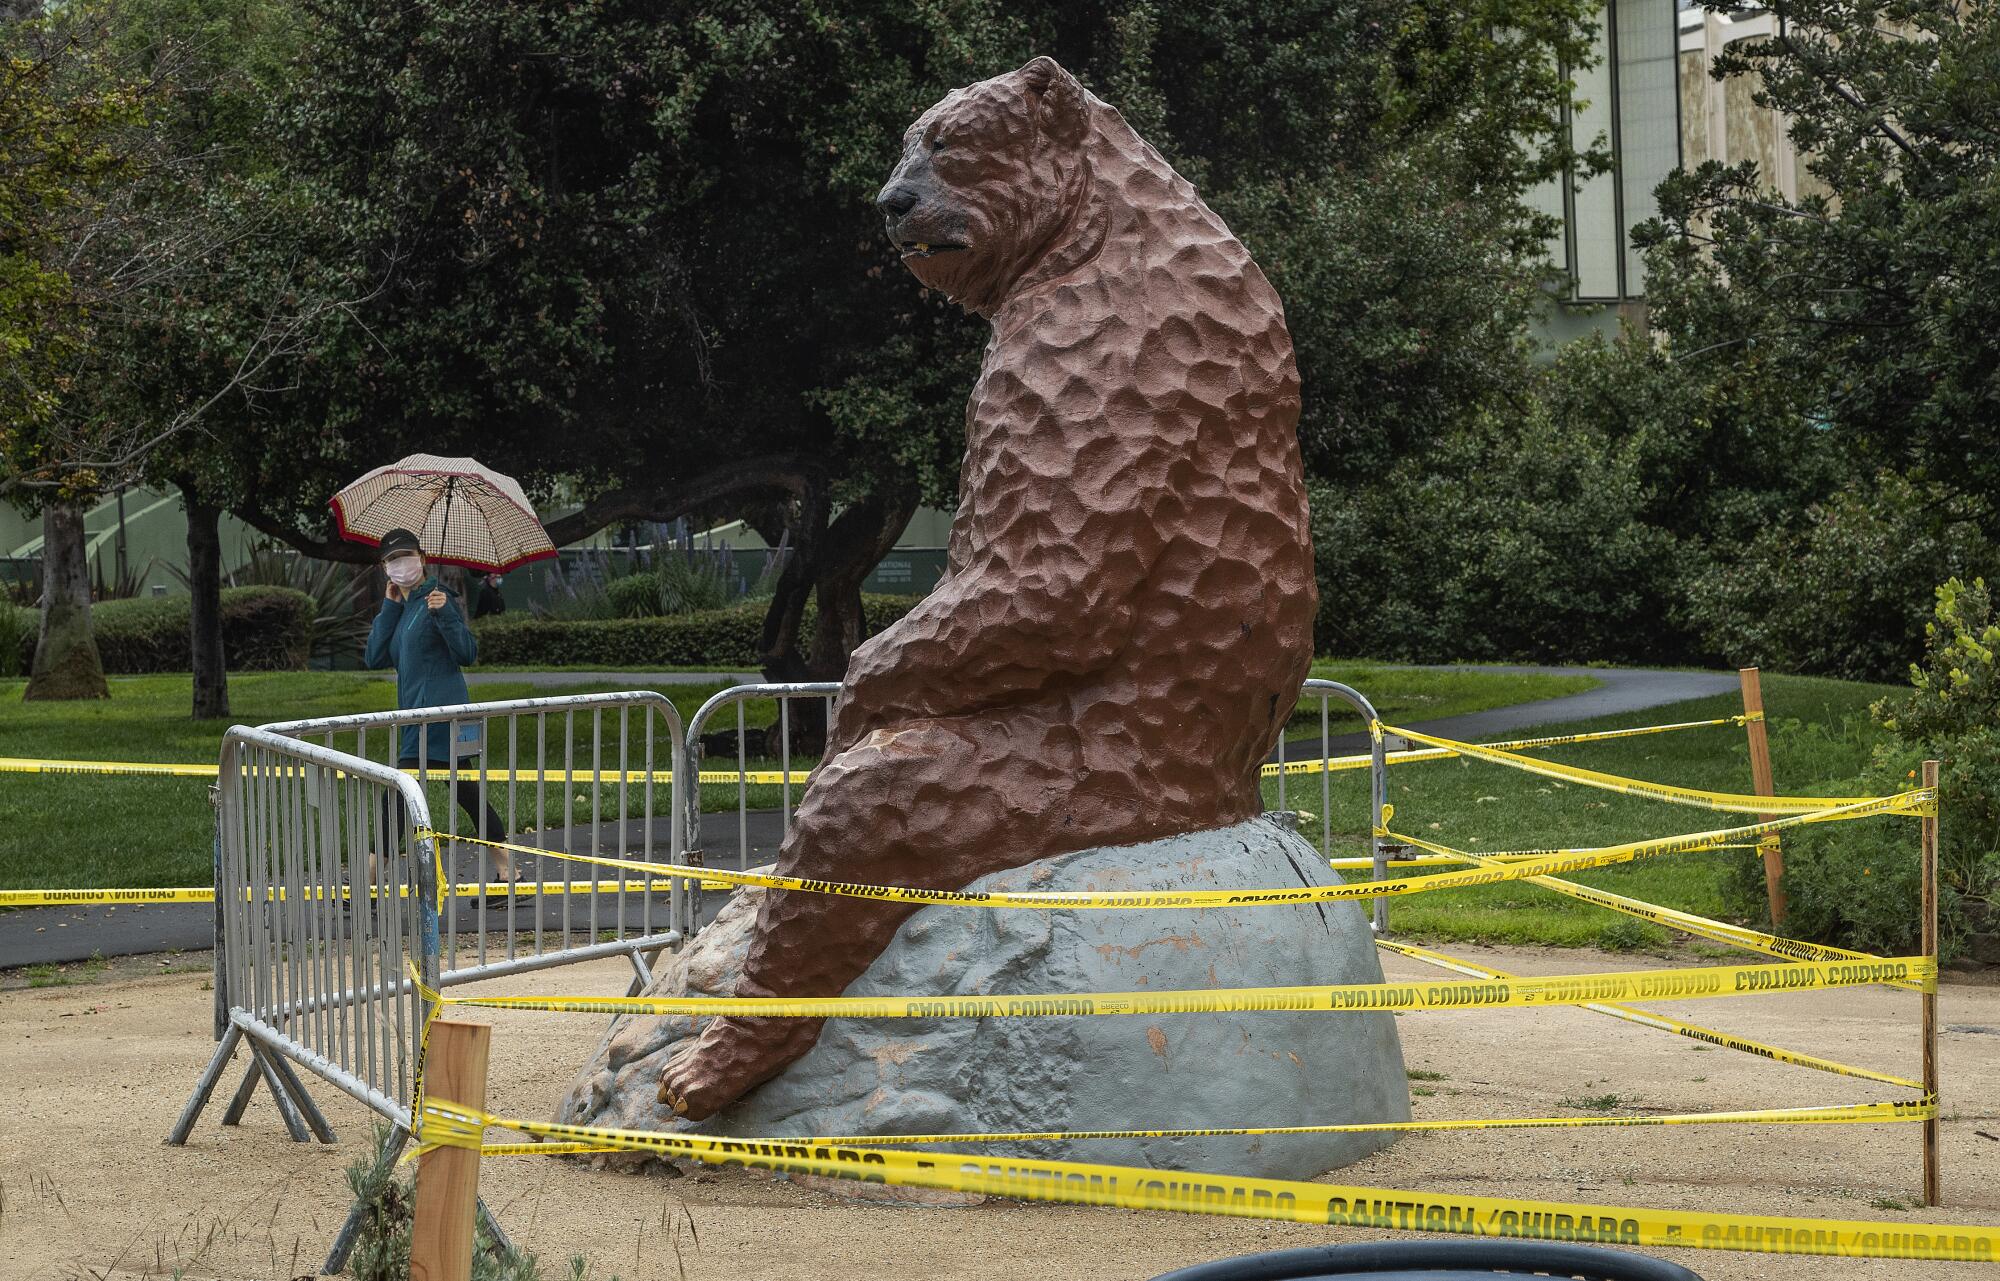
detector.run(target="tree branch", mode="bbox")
[231,456,826,565]
[229,498,377,563]
[1770,16,1921,165]
[538,456,822,547]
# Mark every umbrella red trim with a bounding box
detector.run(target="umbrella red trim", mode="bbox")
[328,470,558,574]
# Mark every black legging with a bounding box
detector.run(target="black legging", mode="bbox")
[381,762,508,856]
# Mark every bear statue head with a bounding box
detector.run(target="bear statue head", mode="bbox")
[877,56,1096,317]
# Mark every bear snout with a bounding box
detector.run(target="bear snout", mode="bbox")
[877,183,921,219]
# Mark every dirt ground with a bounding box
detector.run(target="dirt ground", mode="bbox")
[3,942,1996,1281]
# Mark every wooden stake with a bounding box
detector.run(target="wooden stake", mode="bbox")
[411,1019,490,1281]
[1739,667,1787,927]
[1922,758,1941,1208]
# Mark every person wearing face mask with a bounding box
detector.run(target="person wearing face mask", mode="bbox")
[364,528,517,894]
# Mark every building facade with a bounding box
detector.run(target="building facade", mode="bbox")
[1529,0,1683,342]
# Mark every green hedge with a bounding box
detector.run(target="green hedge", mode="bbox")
[11,586,318,675]
[473,594,923,668]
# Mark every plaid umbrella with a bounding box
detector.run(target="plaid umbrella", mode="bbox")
[331,454,556,572]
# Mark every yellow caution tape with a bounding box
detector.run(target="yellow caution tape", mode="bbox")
[0,753,819,786]
[1261,715,1756,779]
[1387,830,1926,991]
[1381,723,1920,815]
[0,886,217,906]
[486,1100,1931,1156]
[0,756,220,778]
[0,877,729,909]
[1374,938,1925,1089]
[784,1100,1933,1146]
[411,1101,2000,1262]
[0,785,1929,913]
[420,789,1930,913]
[418,955,1933,1021]
[1323,843,1764,870]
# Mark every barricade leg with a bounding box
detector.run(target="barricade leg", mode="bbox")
[219,1056,261,1126]
[624,946,654,996]
[264,1045,338,1143]
[245,1041,313,1142]
[166,1021,244,1144]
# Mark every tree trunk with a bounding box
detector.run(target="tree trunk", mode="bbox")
[184,490,228,719]
[805,489,919,682]
[755,490,827,685]
[24,502,109,700]
[751,487,918,754]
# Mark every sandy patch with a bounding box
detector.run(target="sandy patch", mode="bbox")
[2,943,1996,1280]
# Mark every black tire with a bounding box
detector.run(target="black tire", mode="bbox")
[1148,1240,1705,1281]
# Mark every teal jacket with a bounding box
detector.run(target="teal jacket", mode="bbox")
[364,576,478,765]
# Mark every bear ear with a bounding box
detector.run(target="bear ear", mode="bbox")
[1018,55,1086,146]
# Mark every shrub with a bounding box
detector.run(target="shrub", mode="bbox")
[11,587,318,675]
[1684,474,2000,683]
[654,551,737,613]
[537,539,760,622]
[475,594,922,669]
[219,547,374,668]
[605,571,662,618]
[1723,578,2000,958]
[1311,402,1682,663]
[344,1126,546,1281]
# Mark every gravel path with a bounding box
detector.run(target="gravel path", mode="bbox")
[3,945,1993,1280]
[1273,665,1740,762]
[465,669,761,688]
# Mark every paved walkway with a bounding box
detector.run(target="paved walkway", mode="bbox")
[465,670,761,688]
[0,666,1740,968]
[1270,664,1740,762]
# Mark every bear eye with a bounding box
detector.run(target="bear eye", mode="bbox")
[929,134,951,153]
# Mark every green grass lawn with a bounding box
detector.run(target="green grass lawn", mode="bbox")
[1275,673,1904,950]
[0,666,1912,957]
[0,672,725,891]
[0,663,1590,895]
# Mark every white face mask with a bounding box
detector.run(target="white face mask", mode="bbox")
[385,556,424,587]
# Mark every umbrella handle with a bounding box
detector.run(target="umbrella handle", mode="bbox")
[437,476,454,561]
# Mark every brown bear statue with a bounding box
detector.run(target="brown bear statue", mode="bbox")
[657,55,1316,1120]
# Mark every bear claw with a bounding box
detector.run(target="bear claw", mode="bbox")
[655,1016,823,1122]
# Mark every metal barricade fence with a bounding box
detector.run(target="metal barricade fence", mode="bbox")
[173,692,689,1270]
[258,691,690,980]
[171,725,438,1143]
[680,679,1395,934]
[1283,679,1392,933]
[684,681,840,878]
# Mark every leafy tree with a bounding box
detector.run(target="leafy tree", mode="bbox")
[3,0,347,704]
[1310,360,1682,663]
[0,1,148,470]
[230,0,1602,685]
[1683,472,2000,681]
[3,1,156,699]
[1639,0,2000,514]
[106,0,345,717]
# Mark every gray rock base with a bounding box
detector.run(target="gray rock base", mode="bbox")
[558,816,1409,1181]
